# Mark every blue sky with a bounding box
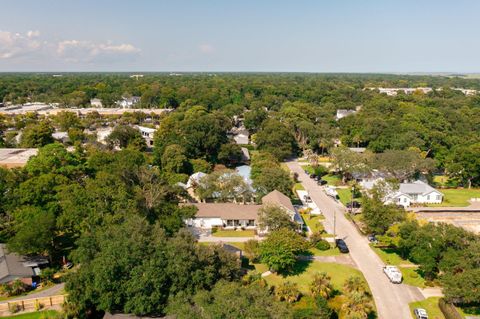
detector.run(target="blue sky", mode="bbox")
[1,0,479,72]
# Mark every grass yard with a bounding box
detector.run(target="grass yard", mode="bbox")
[212,229,255,237]
[225,242,245,250]
[322,174,343,186]
[372,246,413,266]
[3,311,59,319]
[309,247,341,256]
[433,175,449,187]
[336,188,352,206]
[293,182,305,192]
[409,297,445,319]
[301,214,325,233]
[253,263,269,273]
[400,267,426,288]
[427,188,480,207]
[263,261,367,294]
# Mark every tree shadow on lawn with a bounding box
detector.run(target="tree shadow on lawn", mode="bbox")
[279,259,312,276]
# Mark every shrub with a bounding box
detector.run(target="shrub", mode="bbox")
[8,279,29,296]
[315,240,331,251]
[244,239,261,262]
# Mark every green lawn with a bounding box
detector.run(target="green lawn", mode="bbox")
[433,175,449,187]
[400,267,426,288]
[322,174,343,186]
[253,263,269,273]
[263,261,367,294]
[303,165,315,174]
[293,182,305,192]
[372,246,414,266]
[225,242,245,250]
[427,188,480,207]
[409,297,445,319]
[3,311,59,319]
[301,214,325,233]
[212,230,255,237]
[308,247,341,256]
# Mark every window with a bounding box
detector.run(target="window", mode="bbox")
[226,220,234,227]
[436,195,441,201]
[426,195,430,201]
[247,220,255,226]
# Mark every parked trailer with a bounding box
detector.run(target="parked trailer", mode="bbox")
[383,265,402,283]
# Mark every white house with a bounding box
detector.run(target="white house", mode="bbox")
[90,98,103,108]
[116,96,141,109]
[388,181,443,207]
[361,178,443,207]
[136,125,156,147]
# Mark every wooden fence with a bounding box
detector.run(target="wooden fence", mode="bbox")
[0,295,65,316]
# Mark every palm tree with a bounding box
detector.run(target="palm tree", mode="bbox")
[275,281,301,303]
[310,272,334,299]
[343,276,369,295]
[342,290,374,319]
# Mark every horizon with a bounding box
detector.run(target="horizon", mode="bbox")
[2,0,480,72]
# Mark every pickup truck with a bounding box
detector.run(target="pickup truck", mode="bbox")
[383,265,402,284]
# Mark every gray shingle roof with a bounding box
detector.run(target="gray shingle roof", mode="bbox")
[399,181,442,196]
[0,244,48,283]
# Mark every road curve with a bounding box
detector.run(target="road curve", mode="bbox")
[286,160,423,319]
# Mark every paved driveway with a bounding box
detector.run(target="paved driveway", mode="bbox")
[286,160,423,319]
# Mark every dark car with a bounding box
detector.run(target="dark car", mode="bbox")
[367,234,378,244]
[346,201,361,209]
[335,239,349,253]
[309,174,317,179]
[317,179,327,186]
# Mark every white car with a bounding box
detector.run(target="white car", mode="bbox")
[414,308,428,319]
[325,186,338,198]
[383,265,402,284]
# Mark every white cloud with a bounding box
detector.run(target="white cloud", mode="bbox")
[0,30,42,59]
[57,40,141,63]
[0,29,140,65]
[199,43,215,54]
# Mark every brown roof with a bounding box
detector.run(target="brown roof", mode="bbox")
[261,190,295,213]
[190,203,262,220]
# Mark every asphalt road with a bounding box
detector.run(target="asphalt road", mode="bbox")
[287,160,423,319]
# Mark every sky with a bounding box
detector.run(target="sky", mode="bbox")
[1,0,480,72]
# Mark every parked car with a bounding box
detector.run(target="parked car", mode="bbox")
[383,265,402,283]
[335,239,349,253]
[413,308,428,319]
[346,201,361,209]
[317,179,327,186]
[303,195,312,203]
[309,174,317,179]
[367,234,378,244]
[325,186,338,198]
